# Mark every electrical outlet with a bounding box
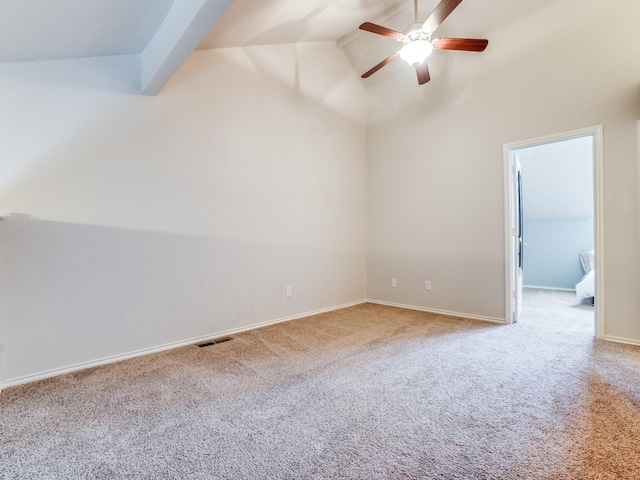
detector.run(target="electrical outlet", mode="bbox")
[391,278,397,288]
[425,281,431,291]
[286,285,292,297]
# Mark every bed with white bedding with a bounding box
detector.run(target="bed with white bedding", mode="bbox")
[576,269,594,300]
[576,249,595,302]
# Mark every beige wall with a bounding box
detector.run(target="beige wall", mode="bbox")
[1,0,639,388]
[0,43,367,384]
[357,0,640,341]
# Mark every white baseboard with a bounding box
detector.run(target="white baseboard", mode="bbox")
[603,335,640,348]
[1,299,367,390]
[366,299,507,325]
[523,285,576,292]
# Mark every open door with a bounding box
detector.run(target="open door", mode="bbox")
[503,125,604,336]
[510,153,523,323]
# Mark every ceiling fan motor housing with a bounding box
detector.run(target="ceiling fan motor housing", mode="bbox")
[402,22,431,41]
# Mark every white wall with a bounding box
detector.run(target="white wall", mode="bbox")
[0,217,6,391]
[356,0,640,341]
[0,42,367,385]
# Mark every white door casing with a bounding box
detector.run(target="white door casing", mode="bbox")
[503,125,604,337]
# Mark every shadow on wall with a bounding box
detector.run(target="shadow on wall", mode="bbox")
[2,214,362,383]
[365,250,505,322]
[163,44,366,124]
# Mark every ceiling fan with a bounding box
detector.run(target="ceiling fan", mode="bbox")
[359,0,488,85]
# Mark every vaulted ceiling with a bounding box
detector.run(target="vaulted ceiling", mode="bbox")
[0,0,566,94]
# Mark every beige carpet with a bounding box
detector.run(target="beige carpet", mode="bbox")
[2,292,640,479]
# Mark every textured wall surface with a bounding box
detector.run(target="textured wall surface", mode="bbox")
[0,43,367,384]
[362,0,640,341]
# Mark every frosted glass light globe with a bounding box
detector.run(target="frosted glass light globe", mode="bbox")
[399,40,433,66]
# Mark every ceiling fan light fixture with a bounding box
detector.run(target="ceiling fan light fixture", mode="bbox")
[359,0,489,84]
[399,40,433,66]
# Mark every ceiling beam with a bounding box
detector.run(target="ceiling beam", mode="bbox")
[140,0,233,95]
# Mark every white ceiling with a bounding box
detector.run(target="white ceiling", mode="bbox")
[0,0,406,62]
[198,0,402,49]
[0,0,567,93]
[0,0,175,61]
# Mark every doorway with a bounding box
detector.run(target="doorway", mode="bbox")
[504,126,604,338]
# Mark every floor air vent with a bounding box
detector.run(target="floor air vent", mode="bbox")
[197,336,233,348]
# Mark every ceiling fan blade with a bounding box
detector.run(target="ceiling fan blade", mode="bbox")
[422,0,463,33]
[433,38,488,52]
[416,61,431,85]
[361,52,400,78]
[359,22,404,40]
